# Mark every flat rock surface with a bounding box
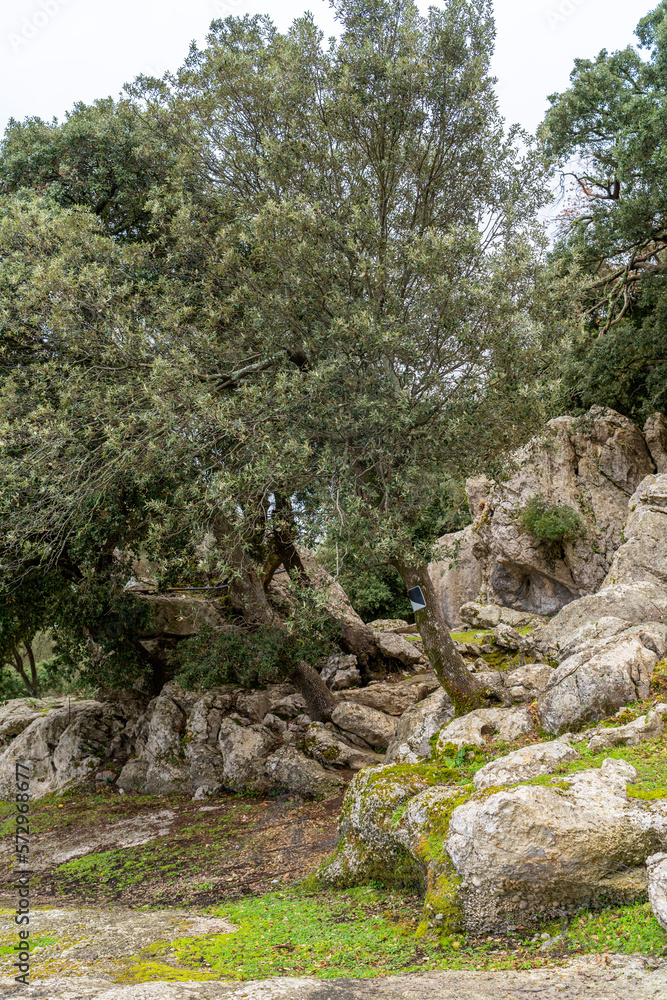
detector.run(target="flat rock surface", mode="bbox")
[1,955,666,999]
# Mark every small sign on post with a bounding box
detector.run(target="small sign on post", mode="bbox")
[408,586,426,613]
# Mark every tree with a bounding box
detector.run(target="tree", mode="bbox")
[0,1,555,713]
[541,1,667,420]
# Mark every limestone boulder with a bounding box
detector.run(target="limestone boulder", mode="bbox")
[373,631,422,667]
[264,746,345,799]
[466,407,656,616]
[384,689,455,764]
[536,582,667,660]
[492,624,540,656]
[321,654,361,691]
[144,694,186,760]
[330,702,397,750]
[603,474,667,589]
[0,701,132,798]
[473,740,580,791]
[304,723,384,771]
[537,628,667,734]
[335,679,428,717]
[459,603,542,630]
[428,525,483,628]
[586,704,667,751]
[435,706,534,750]
[446,758,667,932]
[644,413,667,473]
[501,664,554,703]
[217,719,276,793]
[0,698,54,746]
[647,852,667,930]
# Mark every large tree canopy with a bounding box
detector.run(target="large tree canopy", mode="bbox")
[0,0,555,710]
[542,1,667,421]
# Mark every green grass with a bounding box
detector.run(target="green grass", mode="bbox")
[127,886,547,982]
[546,901,667,957]
[0,936,57,956]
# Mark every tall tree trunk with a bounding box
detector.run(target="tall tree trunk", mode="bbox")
[391,552,482,714]
[288,659,336,722]
[10,645,38,697]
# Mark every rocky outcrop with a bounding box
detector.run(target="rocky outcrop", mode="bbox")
[0,699,142,798]
[645,413,667,473]
[429,525,483,628]
[322,756,667,934]
[431,408,662,621]
[330,702,397,750]
[446,758,664,932]
[603,474,667,588]
[532,474,667,732]
[435,706,534,749]
[1,671,431,801]
[647,852,667,930]
[585,704,667,751]
[472,739,579,791]
[537,625,666,734]
[385,689,455,764]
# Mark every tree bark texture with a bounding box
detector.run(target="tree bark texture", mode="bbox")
[391,553,482,713]
[288,659,337,722]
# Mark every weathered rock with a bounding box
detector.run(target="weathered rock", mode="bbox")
[235,689,272,723]
[384,689,455,764]
[117,758,149,792]
[647,851,667,930]
[0,698,53,745]
[141,760,191,796]
[269,692,307,718]
[473,740,580,790]
[264,746,345,799]
[435,707,534,750]
[367,619,411,633]
[304,723,383,770]
[373,630,422,666]
[144,695,185,760]
[501,664,554,703]
[321,654,361,691]
[492,624,539,656]
[0,701,131,798]
[216,719,275,793]
[603,474,667,588]
[330,702,397,750]
[429,525,483,628]
[459,602,541,631]
[335,680,427,717]
[537,632,663,734]
[446,758,666,932]
[465,408,656,616]
[586,704,667,751]
[645,412,667,473]
[536,582,667,660]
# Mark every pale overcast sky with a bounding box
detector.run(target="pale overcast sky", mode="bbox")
[0,0,656,136]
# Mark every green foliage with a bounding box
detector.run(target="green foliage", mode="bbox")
[332,564,413,624]
[542,2,667,419]
[518,495,586,552]
[174,584,338,689]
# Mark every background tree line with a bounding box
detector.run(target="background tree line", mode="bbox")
[0,0,664,710]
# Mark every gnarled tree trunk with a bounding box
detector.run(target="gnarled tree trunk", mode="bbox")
[391,551,482,714]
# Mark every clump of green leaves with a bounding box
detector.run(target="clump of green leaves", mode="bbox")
[517,495,586,554]
[174,584,338,689]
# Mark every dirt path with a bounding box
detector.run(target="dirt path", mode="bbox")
[0,955,666,1000]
